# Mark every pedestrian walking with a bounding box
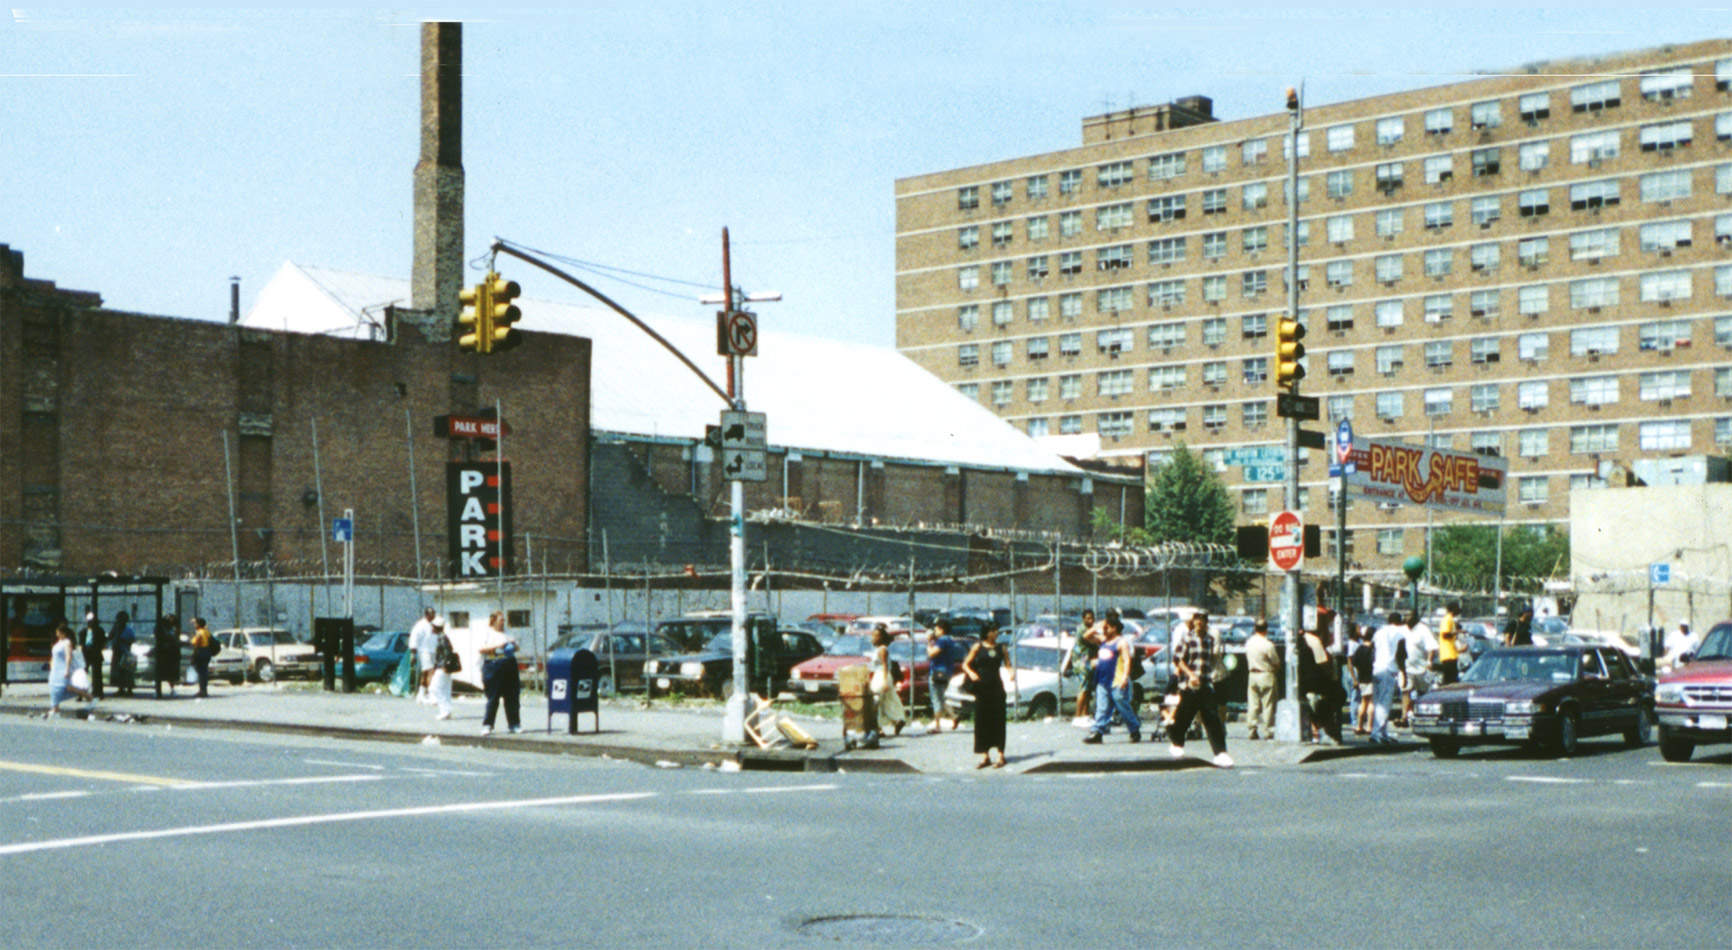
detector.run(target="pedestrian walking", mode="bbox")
[1506,605,1534,647]
[47,623,93,716]
[478,611,522,735]
[868,625,907,738]
[1299,620,1343,744]
[154,614,181,699]
[110,611,138,697]
[1244,618,1280,740]
[961,622,1008,768]
[1402,611,1437,724]
[1063,608,1098,724]
[1350,626,1375,735]
[1082,613,1141,744]
[188,617,216,698]
[408,607,438,703]
[79,613,106,699]
[429,618,455,721]
[1167,613,1232,767]
[926,618,958,731]
[1369,617,1407,743]
[1437,602,1464,685]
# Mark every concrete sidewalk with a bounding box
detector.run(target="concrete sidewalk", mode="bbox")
[0,681,1416,774]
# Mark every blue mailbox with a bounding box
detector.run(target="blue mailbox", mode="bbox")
[547,647,600,734]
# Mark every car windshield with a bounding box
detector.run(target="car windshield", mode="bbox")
[887,640,922,661]
[1462,650,1577,684]
[1696,627,1732,661]
[1009,645,1063,673]
[246,632,301,647]
[827,635,872,657]
[362,632,397,651]
[703,632,733,652]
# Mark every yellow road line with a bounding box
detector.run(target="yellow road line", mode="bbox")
[0,760,186,787]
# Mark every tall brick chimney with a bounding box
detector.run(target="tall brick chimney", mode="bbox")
[407,21,463,342]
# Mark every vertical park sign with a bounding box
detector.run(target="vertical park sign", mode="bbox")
[447,462,513,578]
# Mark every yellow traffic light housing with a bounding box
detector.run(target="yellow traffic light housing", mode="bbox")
[485,273,522,352]
[1275,316,1307,389]
[458,280,492,353]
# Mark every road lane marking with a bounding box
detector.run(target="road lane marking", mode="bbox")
[0,791,658,857]
[1698,781,1732,788]
[0,759,184,787]
[399,767,494,777]
[303,759,385,771]
[14,791,91,802]
[688,784,838,796]
[168,775,383,791]
[1506,776,1589,785]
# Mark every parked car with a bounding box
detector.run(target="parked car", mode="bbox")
[1654,620,1732,762]
[654,612,776,653]
[1411,645,1655,758]
[100,636,158,685]
[179,633,245,685]
[353,630,410,682]
[787,620,842,650]
[804,614,859,637]
[548,628,684,696]
[787,632,931,703]
[943,635,1162,722]
[645,628,825,699]
[213,628,321,683]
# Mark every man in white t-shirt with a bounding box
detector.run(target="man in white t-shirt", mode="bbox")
[1662,621,1699,671]
[1369,616,1409,743]
[1402,612,1439,724]
[408,608,437,703]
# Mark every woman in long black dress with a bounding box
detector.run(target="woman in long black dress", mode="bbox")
[963,623,1009,768]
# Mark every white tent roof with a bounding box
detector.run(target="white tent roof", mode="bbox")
[243,262,1083,476]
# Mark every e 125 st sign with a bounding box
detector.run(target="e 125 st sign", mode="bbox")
[447,462,513,579]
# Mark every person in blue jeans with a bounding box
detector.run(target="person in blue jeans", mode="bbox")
[1083,614,1140,744]
[926,618,957,731]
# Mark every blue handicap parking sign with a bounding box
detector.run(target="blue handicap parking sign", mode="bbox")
[332,518,353,543]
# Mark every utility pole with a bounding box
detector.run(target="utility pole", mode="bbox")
[1276,85,1306,743]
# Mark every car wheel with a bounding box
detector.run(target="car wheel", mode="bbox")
[1624,708,1655,747]
[1026,694,1057,721]
[1658,726,1695,763]
[596,674,616,698]
[254,660,276,684]
[1428,739,1459,759]
[1552,711,1581,758]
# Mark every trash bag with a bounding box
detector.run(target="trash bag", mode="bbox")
[388,650,416,697]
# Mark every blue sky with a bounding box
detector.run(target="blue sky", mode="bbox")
[4,3,1729,345]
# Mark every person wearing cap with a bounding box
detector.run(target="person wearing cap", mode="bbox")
[408,607,438,704]
[428,617,454,721]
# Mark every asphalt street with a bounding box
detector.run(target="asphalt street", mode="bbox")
[1,716,1728,949]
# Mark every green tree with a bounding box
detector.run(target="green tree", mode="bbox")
[1143,442,1236,547]
[1430,523,1570,591]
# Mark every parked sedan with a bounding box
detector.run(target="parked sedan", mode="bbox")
[787,633,931,703]
[353,630,410,683]
[1654,620,1732,762]
[212,628,321,683]
[548,629,684,696]
[1411,645,1654,758]
[645,629,825,699]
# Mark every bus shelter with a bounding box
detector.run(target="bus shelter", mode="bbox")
[2,575,170,688]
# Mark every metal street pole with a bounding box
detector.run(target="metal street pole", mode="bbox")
[723,228,750,745]
[1277,86,1305,743]
[222,431,243,631]
[343,507,355,620]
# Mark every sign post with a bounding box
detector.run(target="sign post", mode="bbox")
[334,511,355,620]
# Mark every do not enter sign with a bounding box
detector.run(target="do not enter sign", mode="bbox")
[1269,510,1304,572]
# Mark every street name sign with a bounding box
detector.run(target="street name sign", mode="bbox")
[1242,463,1288,484]
[1222,446,1287,466]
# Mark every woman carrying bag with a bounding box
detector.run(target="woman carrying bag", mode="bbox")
[962,622,1009,769]
[48,623,93,716]
[867,625,907,738]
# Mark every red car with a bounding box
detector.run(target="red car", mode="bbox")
[787,632,932,704]
[1655,620,1732,762]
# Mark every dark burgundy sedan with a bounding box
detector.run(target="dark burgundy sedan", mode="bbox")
[1410,645,1654,758]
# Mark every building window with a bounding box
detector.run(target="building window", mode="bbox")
[1097,286,1135,315]
[1283,176,1311,206]
[1720,419,1732,446]
[1375,162,1404,192]
[958,226,979,250]
[1242,226,1268,254]
[1377,528,1404,556]
[1640,170,1690,203]
[1286,264,1310,292]
[1718,368,1732,397]
[1242,270,1268,298]
[1283,219,1311,249]
[1375,300,1403,328]
[1641,67,1694,101]
[1518,332,1549,362]
[958,266,979,290]
[1424,248,1453,278]
[1639,420,1692,451]
[1201,189,1228,215]
[1569,375,1618,406]
[1518,428,1548,457]
[1470,242,1500,273]
[1640,120,1694,153]
[1202,145,1227,173]
[1027,255,1050,280]
[1059,169,1081,194]
[1243,401,1270,428]
[1028,297,1050,322]
[1569,277,1621,310]
[1570,79,1621,113]
[1518,380,1549,410]
[1097,327,1134,354]
[1202,318,1227,346]
[1518,476,1548,506]
[1375,208,1404,238]
[958,186,979,210]
[1638,219,1693,253]
[1098,369,1134,396]
[1328,394,1353,420]
[1720,316,1732,348]
[1639,370,1692,401]
[1376,391,1403,419]
[1202,404,1228,431]
[1470,100,1502,130]
[1326,124,1355,152]
[1471,337,1500,364]
[1242,488,1268,515]
[1569,130,1621,165]
[1026,418,1049,438]
[990,341,1013,367]
[957,344,978,367]
[1722,114,1732,143]
[1149,322,1185,350]
[1202,275,1228,302]
[1149,365,1186,390]
[1376,116,1404,145]
[992,301,1014,326]
[1470,432,1501,458]
[1514,285,1546,316]
[1242,138,1268,165]
[1424,294,1453,322]
[1056,212,1082,239]
[1424,388,1453,416]
[1327,350,1354,377]
[990,261,1013,286]
[1149,152,1186,180]
[957,383,979,401]
[1326,214,1355,243]
[1027,337,1050,361]
[1148,195,1186,223]
[1059,374,1083,398]
[1327,170,1354,199]
[1639,269,1692,302]
[1570,424,1618,453]
[1059,251,1083,276]
[1374,254,1403,284]
[1202,361,1227,385]
[1244,356,1270,383]
[1638,319,1691,352]
[1326,260,1353,288]
[990,380,1013,406]
[1471,289,1501,318]
[1149,407,1186,432]
[1519,141,1550,172]
[1096,244,1133,272]
[1327,304,1355,332]
[1242,182,1269,211]
[1027,175,1049,200]
[1425,107,1453,135]
[1471,383,1500,413]
[991,221,1014,247]
[1201,231,1228,259]
[1375,345,1403,374]
[1424,201,1453,229]
[1058,332,1082,356]
[1241,313,1269,339]
[1720,264,1732,297]
[1571,227,1621,260]
[1424,340,1454,368]
[957,305,979,332]
[1027,216,1049,241]
[1423,155,1454,184]
[1096,202,1133,230]
[1518,188,1550,217]
[1517,236,1549,268]
[1519,92,1550,122]
[1149,237,1186,264]
[1059,414,1083,434]
[1470,196,1501,226]
[1282,131,1312,159]
[1097,161,1134,189]
[1149,279,1186,307]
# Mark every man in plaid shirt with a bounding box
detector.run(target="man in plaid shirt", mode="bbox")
[1167,613,1233,768]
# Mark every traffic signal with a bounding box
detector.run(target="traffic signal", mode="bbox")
[1275,316,1306,389]
[457,280,491,353]
[485,273,522,352]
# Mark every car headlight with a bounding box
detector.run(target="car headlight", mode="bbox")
[645,661,659,674]
[1655,684,1684,704]
[680,662,705,678]
[791,669,802,680]
[1506,700,1536,715]
[1415,702,1441,716]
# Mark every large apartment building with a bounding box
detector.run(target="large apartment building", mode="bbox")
[895,38,1732,572]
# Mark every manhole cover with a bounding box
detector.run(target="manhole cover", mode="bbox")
[796,914,981,944]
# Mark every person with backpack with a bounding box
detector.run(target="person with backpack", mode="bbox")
[1082,613,1141,744]
[428,617,455,721]
[188,617,217,698]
